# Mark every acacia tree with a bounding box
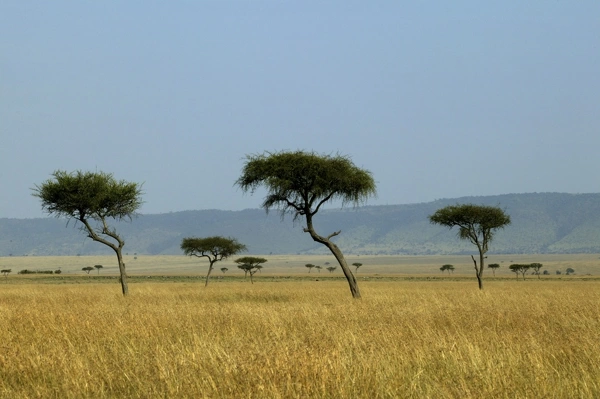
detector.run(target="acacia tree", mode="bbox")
[488,263,500,277]
[530,263,543,279]
[33,170,143,295]
[234,256,267,284]
[305,263,315,273]
[94,265,103,275]
[181,236,246,287]
[509,264,521,279]
[82,266,94,275]
[429,204,510,290]
[221,267,228,274]
[236,151,376,299]
[509,264,530,280]
[314,265,322,273]
[440,264,454,274]
[352,262,363,273]
[326,266,337,273]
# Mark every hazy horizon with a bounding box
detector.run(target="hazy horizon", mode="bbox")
[2,2,599,218]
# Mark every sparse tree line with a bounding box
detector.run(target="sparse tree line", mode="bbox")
[22,149,580,299]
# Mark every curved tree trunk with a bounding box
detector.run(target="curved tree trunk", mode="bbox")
[82,218,128,296]
[304,215,361,299]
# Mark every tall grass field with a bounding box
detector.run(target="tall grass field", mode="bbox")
[1,275,599,398]
[0,254,598,397]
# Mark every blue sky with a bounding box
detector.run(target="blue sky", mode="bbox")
[1,1,599,218]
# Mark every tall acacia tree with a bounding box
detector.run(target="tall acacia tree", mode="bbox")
[33,170,142,295]
[236,150,376,299]
[429,204,510,290]
[181,236,246,287]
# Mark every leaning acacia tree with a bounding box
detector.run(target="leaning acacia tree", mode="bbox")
[429,204,510,290]
[33,170,142,295]
[181,236,247,287]
[236,150,376,299]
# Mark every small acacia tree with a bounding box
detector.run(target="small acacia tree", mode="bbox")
[530,263,543,279]
[326,266,337,273]
[33,170,143,295]
[352,262,363,273]
[94,265,103,275]
[440,264,454,274]
[305,263,315,273]
[314,265,322,273]
[221,267,228,274]
[181,236,246,287]
[509,264,530,280]
[82,266,94,275]
[429,204,510,290]
[488,263,500,277]
[234,256,267,284]
[236,150,376,299]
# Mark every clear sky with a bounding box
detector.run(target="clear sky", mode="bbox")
[1,1,599,218]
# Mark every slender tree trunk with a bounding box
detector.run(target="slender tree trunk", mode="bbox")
[471,254,484,290]
[205,265,214,287]
[304,215,360,298]
[116,248,128,295]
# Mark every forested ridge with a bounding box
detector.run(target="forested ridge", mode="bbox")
[2,193,600,256]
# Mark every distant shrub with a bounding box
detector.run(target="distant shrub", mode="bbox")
[18,269,55,275]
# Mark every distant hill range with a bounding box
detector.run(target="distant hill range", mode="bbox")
[2,193,600,256]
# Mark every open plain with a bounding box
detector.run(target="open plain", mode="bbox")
[0,255,599,398]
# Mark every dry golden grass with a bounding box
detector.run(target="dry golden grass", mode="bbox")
[1,279,599,398]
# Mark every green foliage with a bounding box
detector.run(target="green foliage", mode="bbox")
[82,266,94,274]
[236,150,376,219]
[430,203,511,289]
[487,263,500,276]
[33,170,143,295]
[439,264,454,274]
[181,236,247,259]
[305,264,315,272]
[352,262,363,272]
[33,170,143,222]
[429,204,511,253]
[566,267,575,275]
[181,236,246,286]
[236,150,376,299]
[530,263,543,277]
[326,266,337,273]
[234,256,267,284]
[220,267,228,274]
[509,264,530,280]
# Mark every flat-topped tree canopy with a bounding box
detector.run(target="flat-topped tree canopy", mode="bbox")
[429,203,510,290]
[33,170,143,296]
[236,150,376,220]
[236,150,376,299]
[34,170,142,222]
[181,236,247,287]
[181,236,247,259]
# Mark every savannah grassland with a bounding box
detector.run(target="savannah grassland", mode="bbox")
[0,255,599,398]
